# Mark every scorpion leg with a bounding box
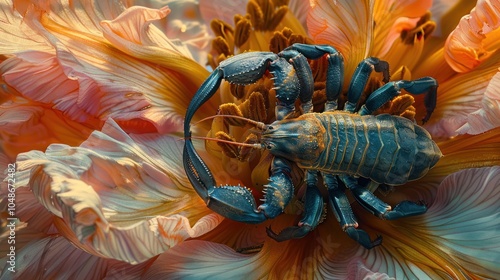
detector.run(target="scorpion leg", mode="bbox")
[281,43,345,111]
[358,77,438,123]
[267,170,324,241]
[260,157,295,219]
[326,174,382,249]
[340,175,427,220]
[344,57,390,113]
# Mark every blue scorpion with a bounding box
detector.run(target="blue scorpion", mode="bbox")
[183,43,442,249]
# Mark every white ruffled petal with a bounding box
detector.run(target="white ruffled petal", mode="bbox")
[17,119,223,264]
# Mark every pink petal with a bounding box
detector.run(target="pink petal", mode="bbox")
[199,0,247,26]
[444,0,500,72]
[16,119,224,263]
[425,68,500,137]
[347,258,393,280]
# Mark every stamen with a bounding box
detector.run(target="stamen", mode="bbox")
[215,131,239,158]
[375,94,416,122]
[234,17,252,48]
[240,91,268,123]
[210,19,234,39]
[247,0,289,31]
[401,12,436,45]
[270,27,313,53]
[219,103,246,126]
[230,83,247,99]
[247,0,264,30]
[212,37,231,57]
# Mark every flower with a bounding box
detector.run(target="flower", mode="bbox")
[1,0,500,279]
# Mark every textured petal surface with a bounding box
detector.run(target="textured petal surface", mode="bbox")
[445,0,500,72]
[0,0,51,53]
[15,119,223,264]
[1,0,215,138]
[308,0,373,79]
[0,101,94,161]
[0,236,155,279]
[424,53,500,137]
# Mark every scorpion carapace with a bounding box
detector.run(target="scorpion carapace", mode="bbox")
[183,43,442,249]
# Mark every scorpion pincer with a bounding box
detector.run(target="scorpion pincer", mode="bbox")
[183,43,442,249]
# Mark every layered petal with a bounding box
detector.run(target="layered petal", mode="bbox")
[0,0,51,53]
[424,52,500,137]
[0,236,155,279]
[445,0,500,72]
[125,0,212,64]
[14,119,224,263]
[1,0,216,142]
[0,101,94,161]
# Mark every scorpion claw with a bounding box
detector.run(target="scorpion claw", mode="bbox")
[345,227,383,249]
[266,225,313,242]
[184,138,267,223]
[383,200,428,220]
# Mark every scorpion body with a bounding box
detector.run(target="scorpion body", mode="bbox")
[184,43,441,249]
[262,112,441,185]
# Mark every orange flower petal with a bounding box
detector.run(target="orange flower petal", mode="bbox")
[308,0,373,78]
[444,0,500,72]
[0,102,94,160]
